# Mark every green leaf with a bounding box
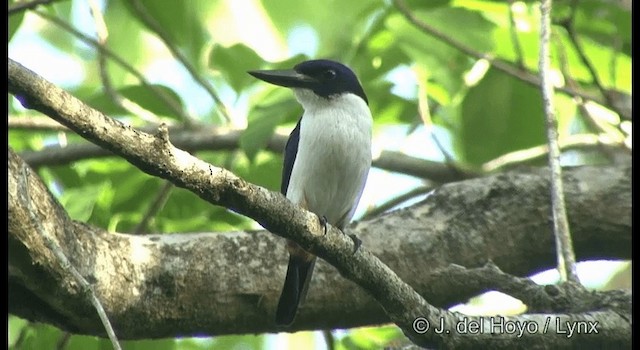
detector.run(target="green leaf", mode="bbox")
[8,4,25,42]
[456,68,546,165]
[155,186,251,232]
[242,89,300,161]
[15,323,65,350]
[386,7,496,98]
[37,2,75,53]
[209,44,264,92]
[65,334,111,350]
[259,0,381,58]
[266,54,311,70]
[59,183,112,222]
[339,325,404,350]
[102,0,150,86]
[404,0,452,9]
[8,316,29,347]
[85,84,184,119]
[8,129,46,152]
[210,334,265,350]
[567,0,631,55]
[120,338,177,350]
[123,0,214,63]
[232,152,283,193]
[555,30,631,92]
[388,6,497,59]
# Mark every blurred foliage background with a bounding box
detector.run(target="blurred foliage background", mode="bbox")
[8,0,631,349]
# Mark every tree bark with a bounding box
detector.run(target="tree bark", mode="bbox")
[9,148,631,345]
[8,58,631,348]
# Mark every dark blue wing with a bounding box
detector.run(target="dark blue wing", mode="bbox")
[281,119,301,195]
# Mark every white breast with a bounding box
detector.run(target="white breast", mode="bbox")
[285,90,372,229]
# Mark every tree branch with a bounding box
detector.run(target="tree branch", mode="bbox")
[129,0,232,123]
[8,115,70,131]
[539,0,579,284]
[9,148,631,346]
[32,10,193,123]
[558,0,614,111]
[17,127,479,183]
[89,0,163,125]
[391,0,607,106]
[8,58,631,348]
[15,163,122,350]
[7,0,66,14]
[430,262,629,315]
[132,180,173,234]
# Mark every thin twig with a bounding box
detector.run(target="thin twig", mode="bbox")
[7,60,633,345]
[8,0,64,14]
[554,25,627,162]
[608,36,621,89]
[133,181,174,234]
[18,165,122,350]
[33,10,193,123]
[8,115,69,130]
[361,185,432,220]
[348,6,392,62]
[56,332,72,350]
[481,133,624,172]
[89,0,162,125]
[539,0,580,284]
[16,120,627,180]
[560,0,611,107]
[415,70,463,178]
[507,0,526,68]
[11,321,31,349]
[129,0,232,124]
[391,0,603,105]
[558,1,629,121]
[322,330,336,350]
[555,35,606,135]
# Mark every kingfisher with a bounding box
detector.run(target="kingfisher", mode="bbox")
[249,59,372,326]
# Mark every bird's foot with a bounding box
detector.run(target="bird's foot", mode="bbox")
[348,233,362,254]
[318,215,328,235]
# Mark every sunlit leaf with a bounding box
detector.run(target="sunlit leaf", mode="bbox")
[209,44,264,92]
[15,323,64,350]
[457,68,546,165]
[211,334,265,350]
[7,0,631,346]
[260,0,381,58]
[242,88,300,161]
[8,3,24,42]
[65,334,111,350]
[123,0,214,64]
[37,2,75,53]
[59,183,112,222]
[232,152,283,193]
[339,325,404,350]
[102,0,150,86]
[120,338,178,350]
[84,84,184,119]
[8,316,29,347]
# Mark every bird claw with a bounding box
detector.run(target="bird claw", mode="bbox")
[316,215,360,253]
[348,233,362,254]
[318,215,328,235]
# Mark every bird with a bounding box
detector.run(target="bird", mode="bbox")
[248,59,372,326]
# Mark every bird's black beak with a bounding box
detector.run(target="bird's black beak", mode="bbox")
[248,69,317,89]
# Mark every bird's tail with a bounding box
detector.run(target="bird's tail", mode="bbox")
[275,254,317,326]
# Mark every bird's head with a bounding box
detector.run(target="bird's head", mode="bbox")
[249,59,368,105]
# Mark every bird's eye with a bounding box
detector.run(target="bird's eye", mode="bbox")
[323,69,336,80]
